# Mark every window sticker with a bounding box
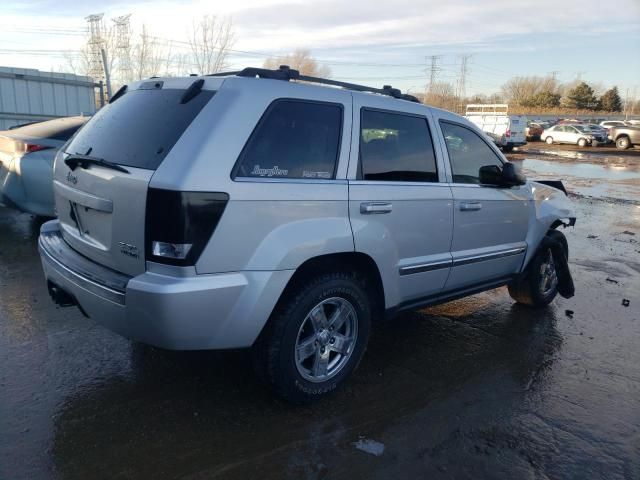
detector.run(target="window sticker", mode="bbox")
[302,170,331,179]
[251,165,289,177]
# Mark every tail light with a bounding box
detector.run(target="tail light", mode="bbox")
[25,143,52,153]
[145,188,229,266]
[1,140,52,154]
[505,129,511,138]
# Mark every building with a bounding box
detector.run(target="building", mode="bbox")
[0,66,99,130]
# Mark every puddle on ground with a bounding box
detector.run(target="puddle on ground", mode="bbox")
[511,158,640,202]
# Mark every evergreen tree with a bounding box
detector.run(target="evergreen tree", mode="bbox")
[563,82,598,110]
[600,87,623,112]
[532,91,561,108]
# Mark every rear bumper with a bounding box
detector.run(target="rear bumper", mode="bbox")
[39,220,293,350]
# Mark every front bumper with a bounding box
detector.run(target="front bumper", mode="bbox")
[39,220,293,350]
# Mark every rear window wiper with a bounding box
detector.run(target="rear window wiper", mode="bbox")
[64,154,130,174]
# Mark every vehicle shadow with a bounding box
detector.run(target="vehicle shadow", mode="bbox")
[49,290,563,479]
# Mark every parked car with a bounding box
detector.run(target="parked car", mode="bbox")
[0,116,89,216]
[599,120,628,129]
[541,124,605,146]
[608,125,640,149]
[464,104,527,152]
[525,121,544,141]
[585,124,610,142]
[38,67,576,403]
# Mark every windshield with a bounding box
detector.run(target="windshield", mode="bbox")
[574,125,590,133]
[65,87,214,170]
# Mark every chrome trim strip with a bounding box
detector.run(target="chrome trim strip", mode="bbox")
[452,247,526,267]
[54,180,113,213]
[39,241,125,305]
[399,259,452,276]
[400,246,526,276]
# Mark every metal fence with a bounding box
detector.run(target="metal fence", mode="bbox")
[0,66,101,130]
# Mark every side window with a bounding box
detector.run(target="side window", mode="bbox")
[440,121,504,184]
[234,99,342,179]
[359,109,438,182]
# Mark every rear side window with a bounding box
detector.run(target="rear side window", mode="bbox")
[440,121,503,184]
[359,109,438,182]
[234,99,342,180]
[66,88,214,170]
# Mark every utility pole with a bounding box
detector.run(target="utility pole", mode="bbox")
[624,87,630,120]
[100,48,112,99]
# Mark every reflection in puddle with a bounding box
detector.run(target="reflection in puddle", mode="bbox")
[511,158,640,202]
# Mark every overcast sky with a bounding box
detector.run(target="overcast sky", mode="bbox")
[1,0,639,96]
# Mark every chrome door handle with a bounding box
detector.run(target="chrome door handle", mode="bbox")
[459,202,482,211]
[360,202,393,214]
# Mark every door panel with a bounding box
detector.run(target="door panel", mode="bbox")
[349,183,453,305]
[437,119,531,290]
[348,98,454,309]
[446,185,529,288]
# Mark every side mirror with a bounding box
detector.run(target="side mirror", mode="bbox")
[479,165,503,185]
[501,162,526,186]
[479,163,526,187]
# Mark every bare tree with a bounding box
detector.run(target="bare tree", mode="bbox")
[423,82,456,110]
[131,24,166,81]
[263,49,331,77]
[188,15,234,75]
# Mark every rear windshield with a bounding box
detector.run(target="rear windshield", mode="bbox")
[65,87,214,170]
[8,116,88,141]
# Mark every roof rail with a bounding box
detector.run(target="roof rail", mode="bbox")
[207,65,420,103]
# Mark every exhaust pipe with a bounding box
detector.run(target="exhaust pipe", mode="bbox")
[47,281,77,307]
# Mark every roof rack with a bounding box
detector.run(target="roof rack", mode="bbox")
[207,65,420,103]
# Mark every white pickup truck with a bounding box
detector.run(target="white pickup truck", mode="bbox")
[465,104,527,152]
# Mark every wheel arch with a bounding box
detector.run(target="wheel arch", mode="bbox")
[268,252,385,326]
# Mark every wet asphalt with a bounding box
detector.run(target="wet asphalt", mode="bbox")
[1,146,639,479]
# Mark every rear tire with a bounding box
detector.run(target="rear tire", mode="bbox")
[252,271,372,404]
[508,230,568,307]
[616,136,631,150]
[545,136,554,145]
[502,145,514,153]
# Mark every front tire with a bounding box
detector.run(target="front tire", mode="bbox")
[545,136,554,145]
[577,138,588,147]
[616,136,631,150]
[508,230,568,307]
[253,272,372,403]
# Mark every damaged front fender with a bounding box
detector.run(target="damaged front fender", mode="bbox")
[522,181,576,270]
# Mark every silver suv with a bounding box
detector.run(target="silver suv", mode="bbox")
[39,67,576,403]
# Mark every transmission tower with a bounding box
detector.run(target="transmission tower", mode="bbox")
[456,54,472,111]
[426,55,441,96]
[113,14,132,83]
[85,14,106,83]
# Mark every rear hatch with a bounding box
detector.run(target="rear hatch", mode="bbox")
[53,80,215,276]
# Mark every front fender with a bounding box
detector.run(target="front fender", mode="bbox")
[522,181,576,269]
